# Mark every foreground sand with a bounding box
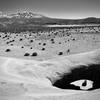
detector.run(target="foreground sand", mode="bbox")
[0,49,100,100]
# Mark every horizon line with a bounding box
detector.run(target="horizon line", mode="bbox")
[0,10,100,20]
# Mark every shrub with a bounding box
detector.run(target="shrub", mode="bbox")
[58,52,63,55]
[59,42,61,44]
[21,46,24,48]
[52,41,55,44]
[10,44,13,46]
[39,43,41,45]
[30,47,33,49]
[5,49,11,52]
[19,38,23,41]
[31,52,38,56]
[43,43,46,46]
[24,53,30,56]
[30,40,34,43]
[51,38,54,41]
[41,48,45,51]
[67,49,70,53]
[72,38,75,41]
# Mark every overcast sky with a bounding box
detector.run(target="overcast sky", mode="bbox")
[0,0,100,19]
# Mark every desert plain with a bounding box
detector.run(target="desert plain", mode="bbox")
[0,17,100,100]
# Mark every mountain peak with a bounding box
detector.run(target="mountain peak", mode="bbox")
[0,11,46,18]
[9,12,45,18]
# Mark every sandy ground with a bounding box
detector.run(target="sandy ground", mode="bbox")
[0,29,100,100]
[0,49,100,100]
[0,32,100,60]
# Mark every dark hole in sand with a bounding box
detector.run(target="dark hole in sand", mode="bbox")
[52,63,100,91]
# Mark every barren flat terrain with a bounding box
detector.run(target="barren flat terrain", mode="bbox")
[0,24,100,100]
[0,49,100,100]
[0,25,100,60]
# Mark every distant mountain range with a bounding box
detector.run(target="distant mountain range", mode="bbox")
[0,12,45,18]
[0,12,100,32]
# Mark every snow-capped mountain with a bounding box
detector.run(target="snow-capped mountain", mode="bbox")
[9,12,45,18]
[0,11,100,32]
[0,11,45,18]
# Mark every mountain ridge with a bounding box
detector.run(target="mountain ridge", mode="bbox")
[0,11,100,32]
[0,11,46,18]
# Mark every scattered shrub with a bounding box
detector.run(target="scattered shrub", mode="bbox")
[41,48,45,51]
[39,43,41,45]
[65,41,67,43]
[10,44,13,46]
[21,46,24,48]
[43,43,46,46]
[51,38,54,41]
[52,41,55,44]
[30,40,34,43]
[6,42,9,44]
[59,42,61,44]
[19,38,23,41]
[58,52,63,55]
[24,53,30,56]
[67,49,70,53]
[31,52,38,56]
[72,39,75,41]
[5,49,11,52]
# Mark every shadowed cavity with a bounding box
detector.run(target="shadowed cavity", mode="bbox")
[52,63,100,90]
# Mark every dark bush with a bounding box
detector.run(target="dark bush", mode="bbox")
[41,48,45,51]
[72,38,75,41]
[52,41,55,44]
[68,40,70,42]
[58,52,63,55]
[59,42,61,44]
[65,41,67,43]
[31,52,38,56]
[39,43,41,45]
[30,40,34,43]
[19,38,23,41]
[21,46,24,48]
[24,53,30,56]
[67,49,70,53]
[51,38,54,41]
[5,49,11,52]
[6,42,9,44]
[10,44,13,46]
[30,47,33,49]
[43,43,46,46]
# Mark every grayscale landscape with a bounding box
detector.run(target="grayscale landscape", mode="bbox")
[0,0,100,100]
